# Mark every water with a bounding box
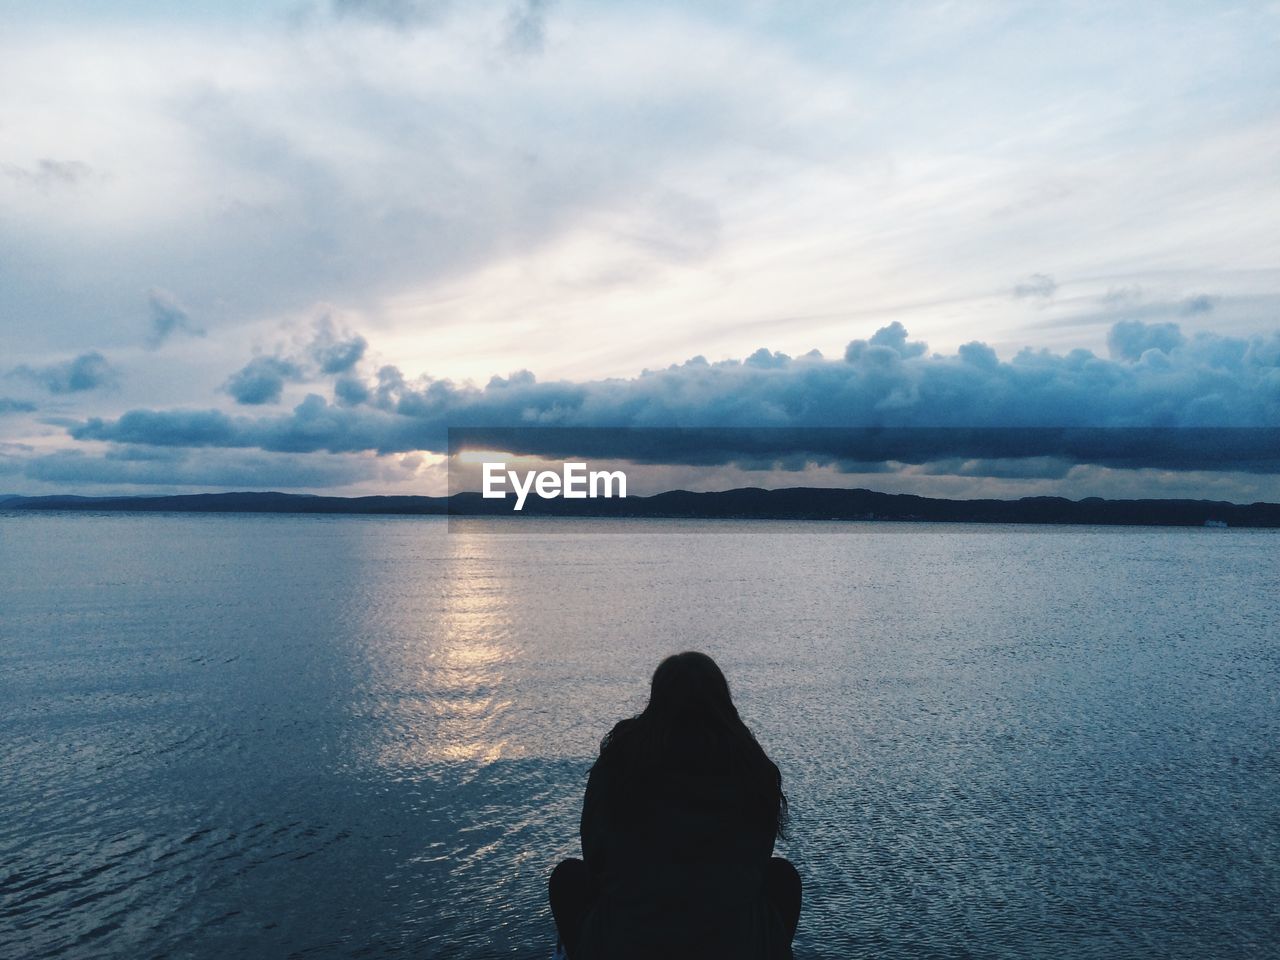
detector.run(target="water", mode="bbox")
[1,513,1277,959]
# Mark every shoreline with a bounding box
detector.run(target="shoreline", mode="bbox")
[3,487,1278,527]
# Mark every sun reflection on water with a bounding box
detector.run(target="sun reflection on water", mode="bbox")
[359,529,526,770]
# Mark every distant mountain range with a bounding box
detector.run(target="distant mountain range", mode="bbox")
[2,489,1277,527]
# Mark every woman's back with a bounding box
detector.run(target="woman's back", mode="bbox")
[549,653,800,960]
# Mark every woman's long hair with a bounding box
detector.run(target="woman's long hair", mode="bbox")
[596,651,788,840]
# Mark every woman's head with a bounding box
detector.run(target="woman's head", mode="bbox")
[600,651,787,838]
[643,651,738,726]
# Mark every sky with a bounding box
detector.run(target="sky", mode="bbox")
[2,0,1279,500]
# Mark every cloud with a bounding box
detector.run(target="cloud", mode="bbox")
[1013,273,1057,299]
[1,158,93,190]
[223,356,305,405]
[745,348,791,369]
[331,0,550,52]
[11,351,117,394]
[1107,319,1185,361]
[309,319,368,374]
[220,317,368,406]
[71,321,1280,475]
[147,289,205,348]
[335,376,371,406]
[505,0,552,55]
[844,321,928,362]
[330,0,454,29]
[1101,285,1143,306]
[0,397,37,414]
[1182,293,1214,315]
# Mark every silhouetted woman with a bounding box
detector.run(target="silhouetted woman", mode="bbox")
[549,652,801,959]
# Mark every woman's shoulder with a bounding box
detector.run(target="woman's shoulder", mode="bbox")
[599,717,638,750]
[590,717,639,773]
[609,716,638,737]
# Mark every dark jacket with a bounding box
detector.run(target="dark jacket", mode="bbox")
[576,721,792,960]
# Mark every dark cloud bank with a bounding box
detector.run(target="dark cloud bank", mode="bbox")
[71,321,1280,476]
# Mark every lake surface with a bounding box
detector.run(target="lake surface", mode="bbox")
[1,512,1277,959]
